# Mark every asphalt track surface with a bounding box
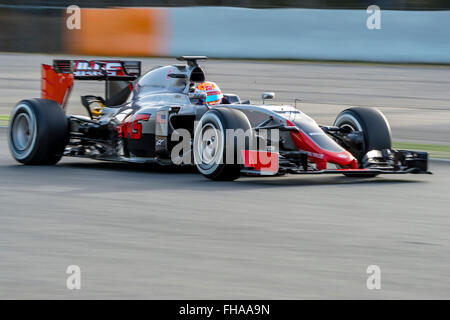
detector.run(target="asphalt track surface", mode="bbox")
[0,54,449,299]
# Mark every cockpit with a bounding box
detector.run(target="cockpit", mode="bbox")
[130,56,241,106]
[133,56,206,98]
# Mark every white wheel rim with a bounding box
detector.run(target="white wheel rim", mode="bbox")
[199,123,219,165]
[12,113,33,151]
[193,113,225,175]
[341,123,357,132]
[335,114,363,131]
[8,103,38,160]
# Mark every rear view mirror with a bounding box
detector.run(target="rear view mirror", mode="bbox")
[262,92,275,104]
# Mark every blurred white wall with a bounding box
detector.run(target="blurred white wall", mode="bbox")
[170,7,450,63]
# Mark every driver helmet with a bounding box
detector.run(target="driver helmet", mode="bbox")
[194,81,223,105]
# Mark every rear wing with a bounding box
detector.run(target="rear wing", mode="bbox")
[42,60,141,109]
[53,60,141,80]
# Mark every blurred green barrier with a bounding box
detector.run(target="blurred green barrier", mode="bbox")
[0,115,9,126]
[393,142,450,160]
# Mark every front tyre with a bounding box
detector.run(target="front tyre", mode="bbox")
[8,99,69,165]
[194,108,252,181]
[334,107,392,162]
[334,107,392,177]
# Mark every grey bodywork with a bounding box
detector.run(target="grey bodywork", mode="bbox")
[67,58,337,164]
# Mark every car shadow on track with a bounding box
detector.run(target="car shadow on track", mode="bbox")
[236,175,423,187]
[58,160,424,189]
[60,160,198,174]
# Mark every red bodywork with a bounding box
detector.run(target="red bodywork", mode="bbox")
[286,120,358,170]
[41,60,140,110]
[242,150,279,174]
[41,64,74,109]
[242,119,359,174]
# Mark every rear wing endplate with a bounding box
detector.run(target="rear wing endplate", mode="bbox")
[42,60,141,109]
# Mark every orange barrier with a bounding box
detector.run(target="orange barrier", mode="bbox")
[65,8,169,57]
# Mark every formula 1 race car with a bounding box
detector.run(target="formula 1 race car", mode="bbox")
[7,56,430,180]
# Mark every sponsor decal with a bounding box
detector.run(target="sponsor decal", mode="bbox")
[117,113,150,140]
[156,113,166,124]
[305,151,324,159]
[73,61,125,77]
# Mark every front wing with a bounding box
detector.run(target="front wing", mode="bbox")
[240,149,432,176]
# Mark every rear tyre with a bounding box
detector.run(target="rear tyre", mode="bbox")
[194,108,252,181]
[334,107,392,177]
[8,99,69,165]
